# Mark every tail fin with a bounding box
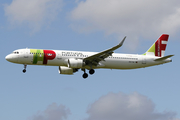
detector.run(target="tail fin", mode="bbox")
[144,34,169,57]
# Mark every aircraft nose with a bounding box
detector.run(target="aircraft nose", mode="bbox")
[5,54,13,62]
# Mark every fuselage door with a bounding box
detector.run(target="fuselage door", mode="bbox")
[18,49,31,64]
[142,56,146,64]
[57,52,62,60]
[24,49,28,58]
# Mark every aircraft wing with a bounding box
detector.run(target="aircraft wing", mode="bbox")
[83,36,126,66]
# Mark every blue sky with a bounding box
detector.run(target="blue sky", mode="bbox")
[0,0,180,120]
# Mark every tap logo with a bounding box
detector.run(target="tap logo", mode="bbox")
[155,35,168,57]
[30,49,56,64]
[144,34,169,57]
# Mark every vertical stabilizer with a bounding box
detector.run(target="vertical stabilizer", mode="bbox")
[145,34,169,57]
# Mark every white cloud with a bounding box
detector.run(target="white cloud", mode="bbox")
[160,8,180,35]
[28,103,71,120]
[27,93,180,120]
[4,0,63,33]
[85,92,180,120]
[70,0,180,50]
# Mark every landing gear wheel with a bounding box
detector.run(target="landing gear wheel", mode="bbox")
[89,69,95,75]
[83,73,88,79]
[23,69,26,73]
[23,65,27,73]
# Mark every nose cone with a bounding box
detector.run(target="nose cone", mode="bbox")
[5,54,19,63]
[5,54,12,62]
[5,54,18,63]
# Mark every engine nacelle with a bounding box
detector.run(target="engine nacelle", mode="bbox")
[68,58,84,68]
[59,66,74,75]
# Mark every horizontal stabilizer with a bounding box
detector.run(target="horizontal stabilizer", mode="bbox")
[154,55,174,61]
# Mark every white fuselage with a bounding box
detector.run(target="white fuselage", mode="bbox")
[5,34,173,78]
[5,48,172,70]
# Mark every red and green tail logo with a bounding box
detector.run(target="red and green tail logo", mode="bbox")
[145,34,169,57]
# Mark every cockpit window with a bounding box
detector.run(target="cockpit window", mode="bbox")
[13,51,19,54]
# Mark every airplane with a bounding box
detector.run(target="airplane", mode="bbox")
[5,34,174,79]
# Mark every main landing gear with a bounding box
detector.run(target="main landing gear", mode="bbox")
[82,69,95,79]
[89,69,95,75]
[22,65,27,73]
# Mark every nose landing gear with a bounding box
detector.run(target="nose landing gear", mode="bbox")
[22,65,27,73]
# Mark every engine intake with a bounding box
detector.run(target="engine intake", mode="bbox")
[58,66,78,75]
[59,66,74,75]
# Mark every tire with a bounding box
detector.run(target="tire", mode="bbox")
[83,73,88,79]
[89,69,95,75]
[23,69,26,73]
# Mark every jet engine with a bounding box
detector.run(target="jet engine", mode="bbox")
[58,66,78,75]
[68,58,84,68]
[59,66,74,75]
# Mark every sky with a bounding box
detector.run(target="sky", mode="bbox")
[0,0,180,120]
